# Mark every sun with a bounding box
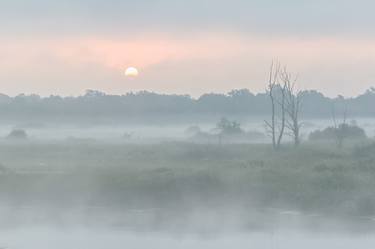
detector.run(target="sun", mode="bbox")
[125,67,139,78]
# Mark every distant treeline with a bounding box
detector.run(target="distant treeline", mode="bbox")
[0,88,374,123]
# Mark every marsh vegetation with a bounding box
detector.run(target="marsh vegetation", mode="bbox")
[0,136,374,232]
[0,90,374,247]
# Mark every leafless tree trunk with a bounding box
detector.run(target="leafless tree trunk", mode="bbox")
[276,81,287,148]
[264,62,278,149]
[281,68,302,147]
[264,61,286,150]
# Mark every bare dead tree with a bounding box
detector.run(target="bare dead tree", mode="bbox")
[264,61,286,150]
[281,68,303,147]
[276,78,287,148]
[264,62,278,149]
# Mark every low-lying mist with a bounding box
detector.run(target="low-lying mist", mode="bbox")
[0,118,374,248]
[2,227,375,249]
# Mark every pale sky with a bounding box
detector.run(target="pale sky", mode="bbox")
[1,0,375,97]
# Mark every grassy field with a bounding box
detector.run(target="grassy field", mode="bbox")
[0,140,374,230]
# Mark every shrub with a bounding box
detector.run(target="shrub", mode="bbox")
[216,118,244,135]
[7,129,28,140]
[309,124,367,141]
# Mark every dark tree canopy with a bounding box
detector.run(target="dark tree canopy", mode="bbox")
[0,88,374,123]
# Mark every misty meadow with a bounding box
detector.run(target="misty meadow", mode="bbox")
[0,87,373,248]
[3,0,375,248]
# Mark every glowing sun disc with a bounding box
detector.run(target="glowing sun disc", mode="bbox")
[125,67,139,77]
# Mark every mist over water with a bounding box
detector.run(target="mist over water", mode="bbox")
[0,118,373,248]
[0,94,373,248]
[2,228,375,249]
[3,0,375,246]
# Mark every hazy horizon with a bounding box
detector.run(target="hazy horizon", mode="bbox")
[2,0,375,97]
[1,85,374,99]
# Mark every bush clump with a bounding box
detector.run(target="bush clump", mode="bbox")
[216,117,244,135]
[7,129,28,140]
[309,123,367,141]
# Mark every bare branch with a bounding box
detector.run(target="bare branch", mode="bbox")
[264,60,286,149]
[280,66,302,146]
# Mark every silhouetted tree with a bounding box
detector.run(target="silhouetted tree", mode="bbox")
[264,61,286,149]
[216,118,243,135]
[281,68,303,147]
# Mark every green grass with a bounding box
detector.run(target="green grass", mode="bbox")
[0,140,374,218]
